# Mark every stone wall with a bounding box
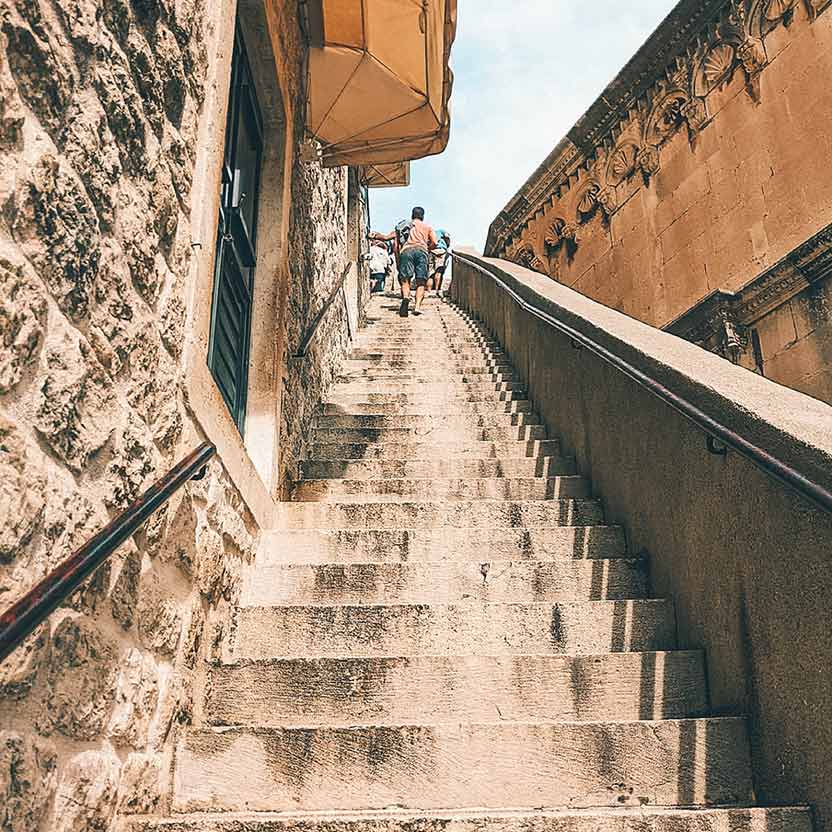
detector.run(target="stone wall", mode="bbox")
[0,0,361,827]
[487,0,832,403]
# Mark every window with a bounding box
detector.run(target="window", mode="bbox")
[207,21,264,434]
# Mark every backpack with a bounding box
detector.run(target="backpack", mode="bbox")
[394,219,412,249]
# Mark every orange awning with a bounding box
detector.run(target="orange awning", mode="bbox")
[361,161,411,188]
[306,0,456,168]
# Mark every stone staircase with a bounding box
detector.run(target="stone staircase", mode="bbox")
[135,296,812,831]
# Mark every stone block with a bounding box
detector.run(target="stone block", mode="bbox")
[5,153,101,321]
[33,327,119,472]
[137,572,183,657]
[0,731,57,832]
[1,15,74,134]
[39,615,117,740]
[51,748,121,832]
[0,258,47,393]
[108,648,160,748]
[116,752,163,814]
[0,413,46,561]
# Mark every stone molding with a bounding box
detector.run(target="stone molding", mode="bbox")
[665,221,832,361]
[486,0,829,268]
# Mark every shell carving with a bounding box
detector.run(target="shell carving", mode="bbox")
[544,219,565,249]
[765,0,795,20]
[577,185,599,217]
[702,43,735,89]
[608,144,637,184]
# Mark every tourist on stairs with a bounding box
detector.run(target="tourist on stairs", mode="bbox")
[374,207,438,317]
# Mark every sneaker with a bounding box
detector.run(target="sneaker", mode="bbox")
[399,299,409,317]
[412,309,421,316]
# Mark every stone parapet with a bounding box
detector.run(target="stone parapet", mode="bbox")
[451,251,832,831]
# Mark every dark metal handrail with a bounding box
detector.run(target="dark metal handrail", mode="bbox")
[0,442,216,663]
[452,251,832,517]
[292,262,353,359]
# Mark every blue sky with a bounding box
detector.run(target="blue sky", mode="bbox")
[368,0,678,251]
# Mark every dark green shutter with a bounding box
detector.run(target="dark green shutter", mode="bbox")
[207,21,263,434]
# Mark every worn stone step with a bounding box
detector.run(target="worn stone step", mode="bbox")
[320,400,534,416]
[290,476,589,503]
[336,372,519,385]
[348,351,505,363]
[230,600,675,659]
[344,359,512,372]
[309,438,561,460]
[299,456,576,481]
[356,337,499,349]
[327,390,528,404]
[240,557,646,606]
[276,498,603,529]
[315,413,541,428]
[332,380,527,394]
[257,526,626,564]
[311,425,548,444]
[206,651,706,727]
[123,806,815,832]
[172,718,751,813]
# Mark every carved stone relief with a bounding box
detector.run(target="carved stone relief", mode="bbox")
[491,0,829,262]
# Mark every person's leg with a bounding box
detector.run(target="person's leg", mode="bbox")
[414,280,426,312]
[432,269,441,296]
[412,250,429,313]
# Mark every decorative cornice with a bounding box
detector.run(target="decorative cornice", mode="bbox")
[666,221,832,348]
[485,0,827,262]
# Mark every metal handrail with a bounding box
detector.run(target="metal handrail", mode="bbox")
[452,251,832,516]
[292,262,353,359]
[0,442,216,664]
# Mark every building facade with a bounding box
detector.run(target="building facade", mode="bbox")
[486,0,832,404]
[0,0,371,825]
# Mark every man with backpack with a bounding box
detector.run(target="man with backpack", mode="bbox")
[373,207,438,317]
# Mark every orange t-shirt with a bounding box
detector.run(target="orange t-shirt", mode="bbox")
[401,219,438,253]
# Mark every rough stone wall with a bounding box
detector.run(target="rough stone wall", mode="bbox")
[279,160,349,496]
[278,151,369,498]
[0,0,259,827]
[490,1,832,402]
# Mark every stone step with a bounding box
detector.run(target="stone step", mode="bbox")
[348,352,505,363]
[332,380,527,394]
[328,388,527,402]
[123,806,815,832]
[344,360,513,373]
[230,600,675,659]
[290,476,589,503]
[336,371,519,384]
[206,651,706,727]
[309,438,561,460]
[315,413,541,428]
[355,337,499,349]
[320,400,535,415]
[311,425,548,443]
[239,557,646,605]
[276,498,604,529]
[172,718,751,813]
[257,526,626,564]
[299,456,576,480]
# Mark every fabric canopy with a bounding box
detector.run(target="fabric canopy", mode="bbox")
[361,161,411,188]
[306,0,456,168]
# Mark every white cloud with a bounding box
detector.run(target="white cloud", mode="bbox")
[369,0,678,250]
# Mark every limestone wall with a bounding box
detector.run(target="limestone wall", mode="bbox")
[487,0,832,403]
[0,0,360,827]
